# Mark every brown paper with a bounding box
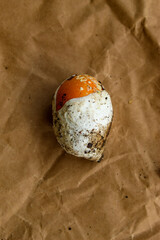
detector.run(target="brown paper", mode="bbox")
[0,0,160,239]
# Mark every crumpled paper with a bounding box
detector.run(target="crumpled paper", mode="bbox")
[0,0,160,239]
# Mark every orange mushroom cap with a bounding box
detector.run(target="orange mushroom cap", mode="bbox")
[56,74,103,111]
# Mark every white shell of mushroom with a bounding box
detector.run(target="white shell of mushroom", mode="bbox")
[52,90,113,161]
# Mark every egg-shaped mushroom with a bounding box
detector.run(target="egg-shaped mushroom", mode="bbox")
[52,74,113,162]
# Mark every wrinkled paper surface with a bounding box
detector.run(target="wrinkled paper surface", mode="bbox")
[0,0,160,239]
